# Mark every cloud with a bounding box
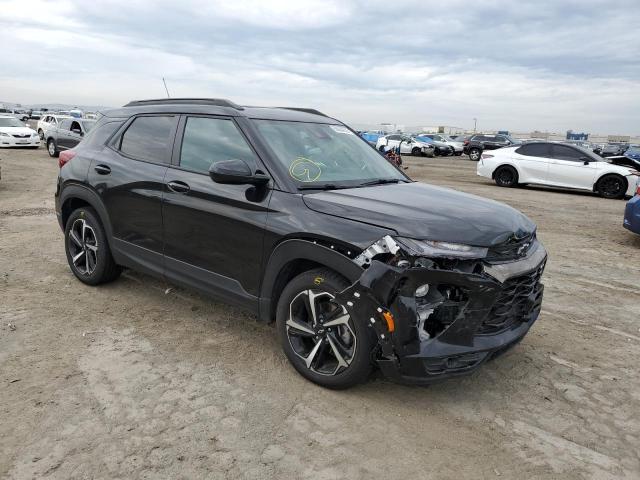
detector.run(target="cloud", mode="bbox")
[1,0,638,134]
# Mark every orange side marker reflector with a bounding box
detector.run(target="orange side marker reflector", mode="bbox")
[382,311,395,332]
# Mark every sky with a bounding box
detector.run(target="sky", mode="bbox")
[1,0,639,134]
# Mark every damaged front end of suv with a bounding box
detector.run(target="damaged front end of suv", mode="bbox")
[336,233,546,384]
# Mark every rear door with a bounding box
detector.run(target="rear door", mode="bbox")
[87,114,178,276]
[512,143,551,184]
[55,119,72,148]
[162,115,271,305]
[547,144,597,189]
[65,120,84,149]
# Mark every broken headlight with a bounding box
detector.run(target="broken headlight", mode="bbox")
[395,237,488,259]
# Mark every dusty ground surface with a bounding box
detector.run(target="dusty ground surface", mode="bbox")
[1,146,639,480]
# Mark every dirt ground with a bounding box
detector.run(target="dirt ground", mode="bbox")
[1,146,639,480]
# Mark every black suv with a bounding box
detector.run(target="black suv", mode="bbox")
[463,134,519,161]
[55,98,546,389]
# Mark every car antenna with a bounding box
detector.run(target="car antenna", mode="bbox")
[162,77,171,98]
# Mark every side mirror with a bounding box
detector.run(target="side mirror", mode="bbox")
[581,157,591,165]
[209,159,270,186]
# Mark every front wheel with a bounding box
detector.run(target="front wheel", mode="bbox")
[411,147,421,156]
[47,138,58,157]
[596,174,626,199]
[276,269,374,389]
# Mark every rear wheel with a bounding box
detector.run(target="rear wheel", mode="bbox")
[469,147,482,161]
[276,269,374,389]
[47,138,58,157]
[494,165,519,187]
[596,174,626,199]
[411,147,421,156]
[64,207,121,285]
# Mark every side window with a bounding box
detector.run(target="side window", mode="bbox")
[388,134,401,141]
[70,121,82,133]
[552,145,584,161]
[59,119,72,131]
[179,117,257,174]
[516,143,551,158]
[119,115,176,164]
[496,136,507,142]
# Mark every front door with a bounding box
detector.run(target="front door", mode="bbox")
[162,115,272,306]
[547,144,597,189]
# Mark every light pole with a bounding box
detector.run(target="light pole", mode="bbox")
[473,118,477,132]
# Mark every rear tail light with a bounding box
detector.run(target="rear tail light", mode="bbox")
[58,149,76,168]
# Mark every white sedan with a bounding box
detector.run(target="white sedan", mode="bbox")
[0,115,40,148]
[477,142,639,199]
[375,134,435,156]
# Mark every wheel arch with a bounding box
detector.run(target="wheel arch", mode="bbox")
[259,239,364,323]
[593,171,628,193]
[59,185,114,242]
[491,162,520,180]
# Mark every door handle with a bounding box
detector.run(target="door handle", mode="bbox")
[94,164,111,175]
[167,180,190,193]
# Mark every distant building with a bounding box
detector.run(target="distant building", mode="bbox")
[566,130,589,141]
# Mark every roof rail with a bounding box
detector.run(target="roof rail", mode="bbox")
[277,107,329,117]
[123,98,244,110]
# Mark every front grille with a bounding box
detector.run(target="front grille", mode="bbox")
[12,134,30,138]
[486,232,536,261]
[479,262,545,334]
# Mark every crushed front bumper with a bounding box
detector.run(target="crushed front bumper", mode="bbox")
[337,242,547,385]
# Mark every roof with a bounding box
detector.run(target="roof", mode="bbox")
[102,98,340,124]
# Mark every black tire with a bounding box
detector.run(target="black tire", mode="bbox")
[455,151,463,156]
[378,145,385,152]
[468,147,482,161]
[411,147,421,156]
[64,207,121,285]
[596,174,627,199]
[276,268,375,389]
[47,138,59,158]
[38,129,44,140]
[494,165,519,187]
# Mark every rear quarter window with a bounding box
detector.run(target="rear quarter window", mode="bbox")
[118,115,176,163]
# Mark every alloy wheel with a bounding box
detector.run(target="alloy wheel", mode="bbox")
[68,218,99,275]
[600,176,624,198]
[285,290,356,376]
[469,149,481,161]
[497,169,514,186]
[48,141,56,156]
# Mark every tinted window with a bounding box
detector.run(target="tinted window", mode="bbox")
[516,143,552,157]
[70,121,82,132]
[552,145,584,161]
[119,115,175,163]
[83,120,123,149]
[388,135,401,141]
[179,117,257,174]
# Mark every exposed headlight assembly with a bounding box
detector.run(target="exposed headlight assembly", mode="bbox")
[396,237,488,259]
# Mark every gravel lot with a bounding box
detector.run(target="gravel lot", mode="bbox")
[1,146,639,479]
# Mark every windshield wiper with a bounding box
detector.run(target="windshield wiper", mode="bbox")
[297,184,346,191]
[358,178,407,187]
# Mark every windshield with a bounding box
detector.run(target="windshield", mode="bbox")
[0,117,25,127]
[253,120,407,188]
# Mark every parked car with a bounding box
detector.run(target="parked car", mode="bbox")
[46,118,96,157]
[624,146,640,163]
[0,115,40,148]
[55,98,547,389]
[0,108,30,121]
[37,114,72,140]
[464,134,520,161]
[413,135,454,156]
[359,131,381,146]
[418,134,463,156]
[29,110,43,119]
[376,134,435,156]
[593,143,624,157]
[477,142,639,199]
[623,178,640,235]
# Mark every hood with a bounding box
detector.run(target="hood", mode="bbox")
[613,155,640,169]
[0,126,36,135]
[303,182,536,247]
